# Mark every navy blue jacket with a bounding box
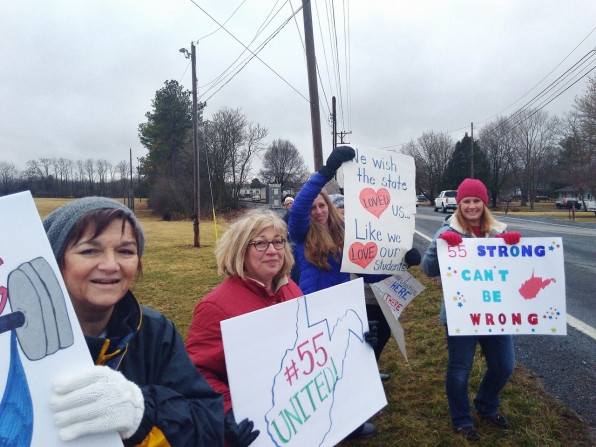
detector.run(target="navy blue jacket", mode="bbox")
[85,291,224,447]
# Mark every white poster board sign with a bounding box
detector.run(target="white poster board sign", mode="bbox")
[370,272,426,362]
[221,279,387,447]
[437,237,566,335]
[340,147,416,274]
[0,192,122,446]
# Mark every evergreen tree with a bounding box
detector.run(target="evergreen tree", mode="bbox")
[442,133,490,191]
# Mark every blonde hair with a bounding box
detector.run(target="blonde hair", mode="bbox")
[453,203,500,236]
[304,189,344,270]
[215,209,294,282]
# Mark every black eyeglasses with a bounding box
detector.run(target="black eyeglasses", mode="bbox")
[248,239,286,251]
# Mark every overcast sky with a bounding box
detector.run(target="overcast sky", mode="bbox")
[2,0,596,173]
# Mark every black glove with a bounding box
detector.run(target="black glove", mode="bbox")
[318,145,355,181]
[404,248,421,267]
[364,320,379,350]
[224,410,260,447]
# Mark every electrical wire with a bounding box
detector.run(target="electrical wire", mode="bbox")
[188,0,309,103]
[477,26,596,125]
[378,46,596,150]
[198,0,286,91]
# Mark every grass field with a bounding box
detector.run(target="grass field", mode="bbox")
[35,198,596,446]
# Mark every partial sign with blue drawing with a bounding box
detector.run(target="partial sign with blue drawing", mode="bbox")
[222,278,387,447]
[0,192,122,446]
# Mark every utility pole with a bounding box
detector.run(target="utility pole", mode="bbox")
[331,96,352,148]
[191,43,201,247]
[302,0,324,170]
[337,131,351,144]
[180,43,201,247]
[470,122,474,179]
[332,96,337,150]
[128,148,134,212]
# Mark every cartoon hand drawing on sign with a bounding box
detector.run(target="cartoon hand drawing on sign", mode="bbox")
[0,257,74,446]
[265,297,366,446]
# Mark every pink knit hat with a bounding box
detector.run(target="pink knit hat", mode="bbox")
[456,178,488,205]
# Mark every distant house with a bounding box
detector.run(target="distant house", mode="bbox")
[239,187,266,198]
[555,186,594,201]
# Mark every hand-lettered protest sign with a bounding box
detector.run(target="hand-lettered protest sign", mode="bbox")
[222,279,387,447]
[0,192,122,446]
[437,237,566,336]
[370,272,426,362]
[339,147,416,274]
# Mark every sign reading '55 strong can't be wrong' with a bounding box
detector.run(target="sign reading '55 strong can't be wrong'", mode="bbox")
[437,237,566,336]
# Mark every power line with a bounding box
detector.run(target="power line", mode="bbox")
[198,1,287,91]
[188,0,309,103]
[378,44,596,151]
[477,26,596,125]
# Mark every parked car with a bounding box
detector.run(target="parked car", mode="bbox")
[555,198,581,209]
[416,194,427,206]
[252,194,261,202]
[434,190,458,213]
[535,195,550,202]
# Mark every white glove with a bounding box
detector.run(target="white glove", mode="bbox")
[50,365,144,441]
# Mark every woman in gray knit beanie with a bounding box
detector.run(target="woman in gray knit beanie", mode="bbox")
[43,196,145,265]
[42,197,225,446]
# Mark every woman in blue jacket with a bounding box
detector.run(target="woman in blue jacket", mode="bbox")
[288,146,382,439]
[288,146,355,294]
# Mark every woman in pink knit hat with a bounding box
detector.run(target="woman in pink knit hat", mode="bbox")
[421,178,522,442]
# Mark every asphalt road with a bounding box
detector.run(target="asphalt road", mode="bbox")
[413,206,596,430]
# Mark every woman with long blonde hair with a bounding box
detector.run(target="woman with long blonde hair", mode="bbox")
[287,146,378,440]
[288,147,354,294]
[421,178,522,442]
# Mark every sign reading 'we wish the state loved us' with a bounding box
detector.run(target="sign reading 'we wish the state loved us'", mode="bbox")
[339,147,416,274]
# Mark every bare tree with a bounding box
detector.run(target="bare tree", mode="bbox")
[116,160,129,196]
[565,75,596,202]
[0,161,19,194]
[202,107,266,209]
[84,159,95,195]
[76,160,86,196]
[478,116,517,206]
[96,159,111,195]
[259,139,309,194]
[511,109,560,208]
[559,114,594,204]
[24,158,53,196]
[57,158,72,197]
[402,130,454,201]
[229,123,267,207]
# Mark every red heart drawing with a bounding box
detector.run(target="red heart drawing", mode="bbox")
[348,242,378,269]
[359,188,391,218]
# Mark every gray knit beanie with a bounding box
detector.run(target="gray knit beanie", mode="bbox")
[43,197,145,261]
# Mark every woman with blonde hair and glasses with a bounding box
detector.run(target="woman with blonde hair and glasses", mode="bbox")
[186,208,302,447]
